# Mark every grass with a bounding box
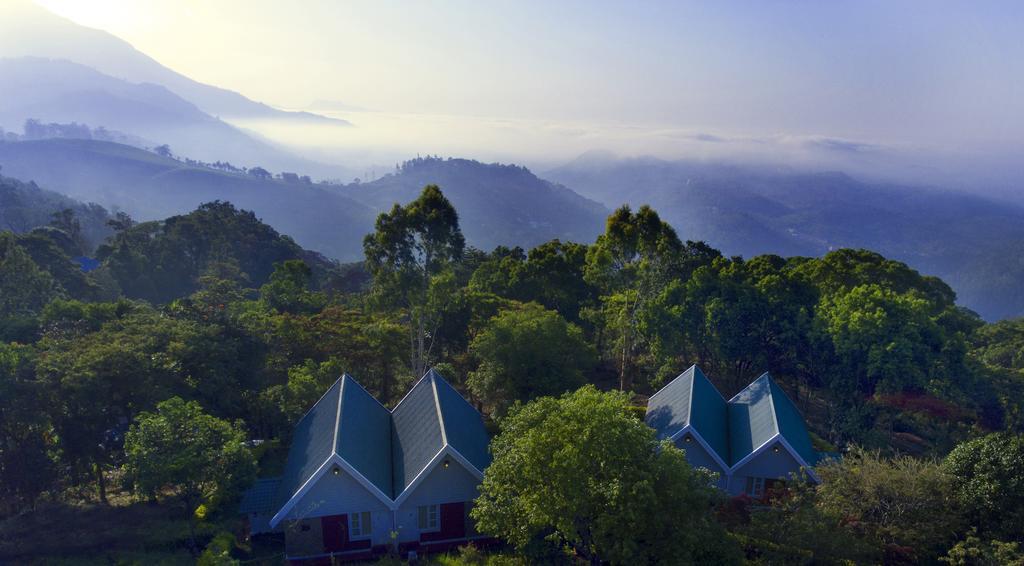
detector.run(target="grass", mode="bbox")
[0,476,262,565]
[0,498,199,564]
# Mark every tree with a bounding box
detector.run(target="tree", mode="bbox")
[472,386,740,565]
[259,260,323,314]
[0,343,57,513]
[584,205,684,391]
[363,185,465,377]
[943,433,1024,542]
[815,448,963,563]
[468,303,595,413]
[0,232,61,319]
[124,397,256,553]
[36,307,191,502]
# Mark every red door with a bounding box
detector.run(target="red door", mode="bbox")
[321,514,349,552]
[440,502,466,539]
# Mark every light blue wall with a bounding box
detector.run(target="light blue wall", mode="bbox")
[674,434,728,490]
[727,441,803,495]
[284,463,392,545]
[395,452,482,542]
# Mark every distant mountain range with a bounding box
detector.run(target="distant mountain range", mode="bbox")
[0,0,348,126]
[339,157,607,252]
[546,154,1024,321]
[0,139,374,260]
[0,141,609,263]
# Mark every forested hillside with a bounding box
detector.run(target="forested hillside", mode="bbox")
[1,186,1022,563]
[0,138,375,259]
[0,171,110,248]
[342,156,608,252]
[548,156,1024,321]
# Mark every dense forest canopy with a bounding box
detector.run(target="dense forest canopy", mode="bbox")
[1,185,1022,563]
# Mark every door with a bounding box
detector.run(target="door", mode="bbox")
[321,514,349,552]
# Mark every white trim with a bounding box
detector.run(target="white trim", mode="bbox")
[333,377,346,451]
[729,433,781,471]
[728,433,819,482]
[776,435,820,482]
[269,457,333,528]
[669,424,730,472]
[348,510,373,540]
[430,374,448,447]
[392,447,447,507]
[445,445,485,480]
[765,380,780,437]
[332,454,397,509]
[269,453,398,528]
[416,503,441,532]
[291,377,343,433]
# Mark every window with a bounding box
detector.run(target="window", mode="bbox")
[418,504,438,531]
[745,477,765,498]
[350,511,372,538]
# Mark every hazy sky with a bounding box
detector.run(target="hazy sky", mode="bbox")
[31,0,1024,146]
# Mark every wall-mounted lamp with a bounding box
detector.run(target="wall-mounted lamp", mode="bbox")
[332,465,341,475]
[443,458,450,469]
[772,445,781,454]
[684,436,693,443]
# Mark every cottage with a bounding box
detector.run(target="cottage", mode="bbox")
[242,369,492,562]
[645,365,821,498]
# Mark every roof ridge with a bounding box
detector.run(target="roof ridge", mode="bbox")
[392,370,432,411]
[726,372,770,404]
[344,372,391,412]
[331,374,346,456]
[292,376,343,429]
[763,373,780,437]
[648,364,697,403]
[429,372,449,447]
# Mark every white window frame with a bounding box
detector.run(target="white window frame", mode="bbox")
[747,476,765,498]
[349,511,372,539]
[417,504,439,532]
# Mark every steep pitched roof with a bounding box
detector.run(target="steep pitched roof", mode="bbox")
[728,372,819,467]
[275,379,342,510]
[391,372,446,496]
[645,365,729,463]
[434,372,492,472]
[727,374,779,465]
[239,477,281,514]
[646,366,820,471]
[766,377,818,466]
[336,375,394,497]
[270,369,489,525]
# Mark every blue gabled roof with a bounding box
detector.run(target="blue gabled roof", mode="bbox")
[727,374,778,465]
[767,377,819,466]
[646,367,820,470]
[271,369,491,520]
[240,477,281,514]
[391,373,445,496]
[337,375,394,498]
[645,366,729,464]
[434,371,492,472]
[275,379,341,509]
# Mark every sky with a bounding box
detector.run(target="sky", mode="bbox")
[20,0,1024,189]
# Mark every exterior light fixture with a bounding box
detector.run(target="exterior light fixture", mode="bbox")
[772,445,781,454]
[684,436,693,443]
[332,466,341,475]
[443,458,450,469]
